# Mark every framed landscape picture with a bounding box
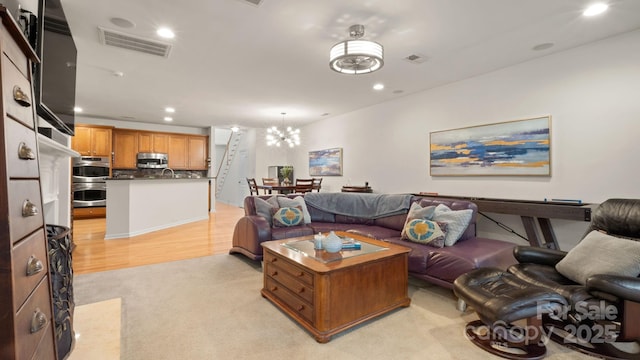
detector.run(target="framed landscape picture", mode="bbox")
[309,148,343,176]
[430,116,551,176]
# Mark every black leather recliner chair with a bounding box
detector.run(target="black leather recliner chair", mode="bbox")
[454,199,640,359]
[507,198,640,359]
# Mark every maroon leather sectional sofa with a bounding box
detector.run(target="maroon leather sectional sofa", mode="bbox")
[230,193,516,289]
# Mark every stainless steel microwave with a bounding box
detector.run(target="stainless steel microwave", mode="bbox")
[137,153,168,168]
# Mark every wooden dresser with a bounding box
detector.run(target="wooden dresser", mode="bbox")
[0,7,57,360]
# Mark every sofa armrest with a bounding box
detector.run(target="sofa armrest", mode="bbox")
[230,215,272,261]
[513,246,567,266]
[586,274,640,303]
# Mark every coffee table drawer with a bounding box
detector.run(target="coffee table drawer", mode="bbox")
[264,252,313,285]
[266,262,314,304]
[265,277,314,323]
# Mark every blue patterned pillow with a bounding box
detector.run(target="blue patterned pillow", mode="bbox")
[272,206,304,227]
[403,219,447,248]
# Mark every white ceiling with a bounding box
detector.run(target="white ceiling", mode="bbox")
[60,0,640,130]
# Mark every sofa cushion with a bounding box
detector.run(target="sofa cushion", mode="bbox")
[374,213,409,231]
[272,207,304,227]
[403,219,447,248]
[278,196,311,224]
[271,225,314,240]
[401,202,436,238]
[254,196,280,226]
[433,204,473,246]
[555,230,640,285]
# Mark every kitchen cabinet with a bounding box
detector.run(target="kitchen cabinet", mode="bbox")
[112,129,138,169]
[188,135,208,170]
[168,135,188,169]
[1,10,57,359]
[138,131,169,154]
[72,124,113,157]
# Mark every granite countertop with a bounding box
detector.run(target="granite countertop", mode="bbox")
[106,175,211,180]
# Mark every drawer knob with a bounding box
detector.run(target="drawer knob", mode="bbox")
[18,142,36,160]
[271,270,278,276]
[26,256,44,276]
[297,271,304,277]
[30,308,47,334]
[270,257,277,263]
[297,305,305,312]
[298,287,305,294]
[13,85,31,107]
[271,285,278,291]
[22,199,39,217]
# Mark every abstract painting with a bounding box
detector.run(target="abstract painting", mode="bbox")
[309,148,343,176]
[430,116,551,176]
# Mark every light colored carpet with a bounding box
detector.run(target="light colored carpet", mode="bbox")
[73,254,584,360]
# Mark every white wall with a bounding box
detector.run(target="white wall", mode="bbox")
[256,29,640,249]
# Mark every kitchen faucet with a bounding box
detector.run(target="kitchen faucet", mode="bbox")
[161,167,175,178]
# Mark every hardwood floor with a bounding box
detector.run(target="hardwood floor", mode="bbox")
[72,202,245,274]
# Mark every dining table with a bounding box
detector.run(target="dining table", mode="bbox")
[256,184,297,194]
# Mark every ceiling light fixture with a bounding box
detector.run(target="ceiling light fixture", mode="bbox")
[165,107,175,113]
[157,27,175,39]
[231,126,239,133]
[164,116,173,122]
[73,107,82,112]
[266,112,300,148]
[373,83,384,90]
[330,24,384,74]
[583,3,608,16]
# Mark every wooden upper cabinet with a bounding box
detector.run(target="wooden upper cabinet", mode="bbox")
[168,135,188,169]
[112,130,138,169]
[138,132,169,154]
[72,125,113,157]
[188,135,208,170]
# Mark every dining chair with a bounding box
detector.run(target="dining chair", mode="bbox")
[312,178,323,192]
[246,178,259,195]
[294,178,314,194]
[262,177,279,194]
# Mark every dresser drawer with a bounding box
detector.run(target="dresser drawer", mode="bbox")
[29,325,55,360]
[15,276,53,360]
[8,180,44,242]
[2,54,35,129]
[266,262,314,304]
[12,229,48,309]
[264,252,313,286]
[5,117,39,178]
[265,277,314,324]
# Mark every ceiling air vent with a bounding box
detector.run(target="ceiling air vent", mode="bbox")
[403,53,428,64]
[98,27,172,58]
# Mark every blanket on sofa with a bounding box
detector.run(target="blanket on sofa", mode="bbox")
[304,193,412,219]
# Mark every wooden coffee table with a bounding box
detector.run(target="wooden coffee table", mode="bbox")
[260,231,411,343]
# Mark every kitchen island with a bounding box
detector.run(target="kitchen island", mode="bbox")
[104,177,210,239]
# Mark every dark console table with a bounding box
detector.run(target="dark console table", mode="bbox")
[417,194,596,250]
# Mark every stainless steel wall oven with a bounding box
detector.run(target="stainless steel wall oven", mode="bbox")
[72,156,109,207]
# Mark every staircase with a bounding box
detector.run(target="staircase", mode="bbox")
[216,131,242,195]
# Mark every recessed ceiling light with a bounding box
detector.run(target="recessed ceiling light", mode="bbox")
[73,107,82,112]
[164,117,173,121]
[583,3,608,16]
[231,126,239,132]
[165,107,175,113]
[532,43,554,51]
[112,71,124,77]
[110,17,135,29]
[157,27,175,39]
[373,83,384,90]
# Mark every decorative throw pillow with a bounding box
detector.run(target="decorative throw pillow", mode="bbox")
[400,202,436,238]
[254,196,280,226]
[272,206,304,227]
[555,230,640,285]
[403,219,448,248]
[278,196,311,224]
[432,204,473,246]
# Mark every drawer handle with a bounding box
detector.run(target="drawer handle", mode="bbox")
[26,256,44,276]
[30,308,47,334]
[297,305,305,312]
[13,85,31,107]
[22,199,39,217]
[297,271,304,277]
[270,270,278,276]
[297,287,305,294]
[271,285,278,291]
[270,257,277,263]
[18,142,36,160]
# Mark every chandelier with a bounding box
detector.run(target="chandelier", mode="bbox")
[329,24,384,74]
[266,112,300,148]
